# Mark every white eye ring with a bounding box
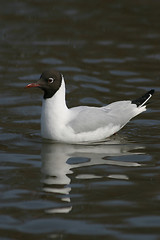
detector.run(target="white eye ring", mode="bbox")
[48,77,54,83]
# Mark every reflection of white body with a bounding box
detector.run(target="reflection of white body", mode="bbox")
[41,137,144,213]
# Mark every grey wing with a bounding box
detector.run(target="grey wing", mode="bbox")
[68,101,137,134]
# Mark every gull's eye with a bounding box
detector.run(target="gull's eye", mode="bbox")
[48,77,54,84]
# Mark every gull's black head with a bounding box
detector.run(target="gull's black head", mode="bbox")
[26,69,62,99]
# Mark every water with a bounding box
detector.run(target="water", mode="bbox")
[0,0,160,239]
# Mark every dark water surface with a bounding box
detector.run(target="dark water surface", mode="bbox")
[0,0,160,239]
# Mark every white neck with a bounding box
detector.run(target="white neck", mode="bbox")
[44,76,67,108]
[41,76,69,139]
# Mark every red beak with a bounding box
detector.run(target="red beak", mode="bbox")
[25,83,41,88]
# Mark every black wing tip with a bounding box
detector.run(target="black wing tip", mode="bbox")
[132,89,155,107]
[148,89,155,96]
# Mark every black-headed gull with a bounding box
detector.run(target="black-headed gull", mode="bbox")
[26,69,154,143]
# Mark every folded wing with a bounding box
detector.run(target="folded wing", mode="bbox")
[68,100,145,134]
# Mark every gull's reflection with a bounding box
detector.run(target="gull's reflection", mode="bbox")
[41,136,144,213]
